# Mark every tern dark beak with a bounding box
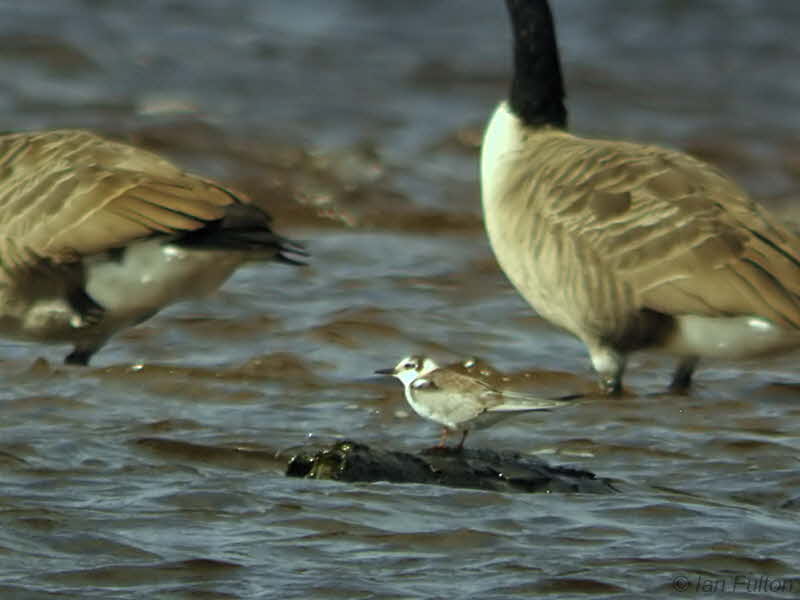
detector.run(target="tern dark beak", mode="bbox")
[374,368,395,375]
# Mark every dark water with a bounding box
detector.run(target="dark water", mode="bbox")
[1,1,800,598]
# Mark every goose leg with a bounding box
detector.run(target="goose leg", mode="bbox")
[669,356,698,394]
[64,341,104,366]
[588,344,626,395]
[455,429,469,451]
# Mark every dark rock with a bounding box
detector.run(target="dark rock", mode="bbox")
[286,440,616,494]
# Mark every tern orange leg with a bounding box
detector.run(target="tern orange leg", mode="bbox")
[437,428,449,448]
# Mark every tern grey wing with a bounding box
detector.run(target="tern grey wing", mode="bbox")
[425,369,497,396]
[504,133,800,330]
[410,372,487,428]
[485,390,575,412]
[427,368,574,411]
[0,130,240,272]
[469,391,561,431]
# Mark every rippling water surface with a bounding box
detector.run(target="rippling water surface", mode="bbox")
[2,1,800,598]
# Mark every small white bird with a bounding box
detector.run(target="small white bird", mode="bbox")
[375,355,576,449]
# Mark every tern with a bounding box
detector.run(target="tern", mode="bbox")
[376,355,575,449]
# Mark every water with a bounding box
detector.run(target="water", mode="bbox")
[1,1,800,598]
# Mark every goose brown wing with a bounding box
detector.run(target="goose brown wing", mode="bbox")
[518,134,800,328]
[0,130,239,273]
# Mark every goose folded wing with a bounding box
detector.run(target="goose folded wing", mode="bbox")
[0,131,243,273]
[530,138,800,328]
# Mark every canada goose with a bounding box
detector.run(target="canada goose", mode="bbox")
[0,129,305,365]
[481,1,800,394]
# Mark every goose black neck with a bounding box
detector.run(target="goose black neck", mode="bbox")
[505,0,567,129]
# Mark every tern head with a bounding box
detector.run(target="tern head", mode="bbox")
[375,355,440,385]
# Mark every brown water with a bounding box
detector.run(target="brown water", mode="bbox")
[2,1,800,598]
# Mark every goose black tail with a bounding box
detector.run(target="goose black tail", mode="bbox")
[174,203,309,265]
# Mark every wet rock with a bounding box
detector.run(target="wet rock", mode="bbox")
[286,440,616,494]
